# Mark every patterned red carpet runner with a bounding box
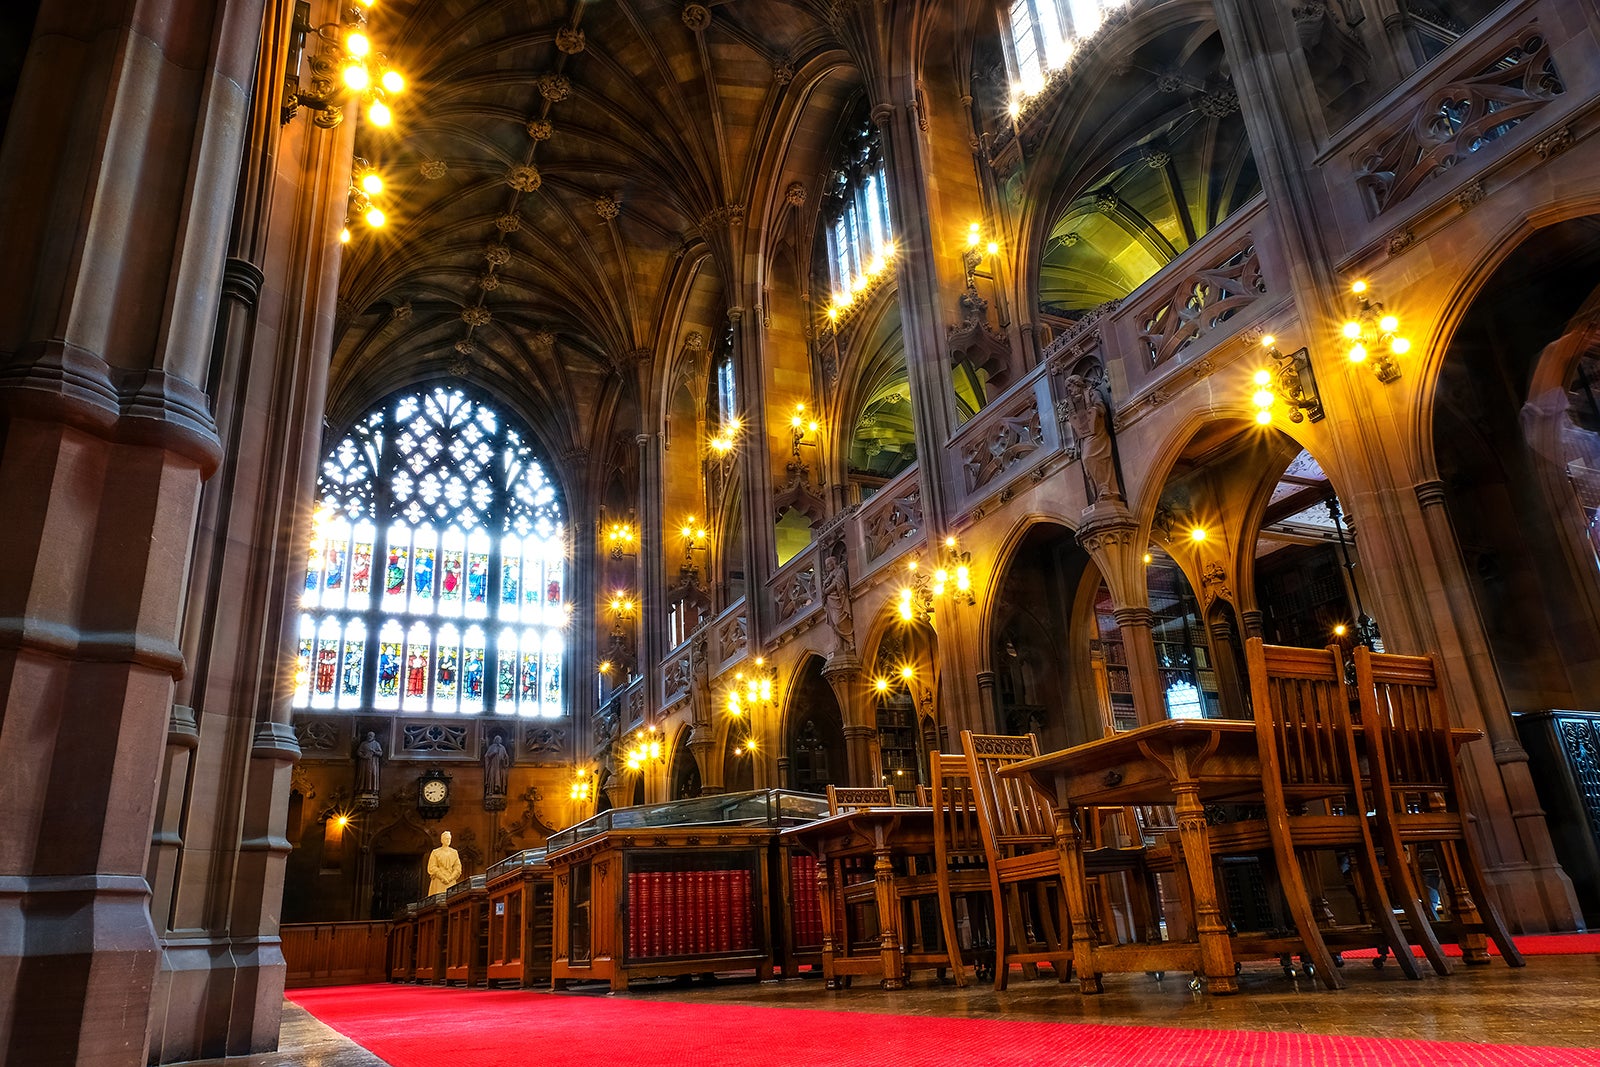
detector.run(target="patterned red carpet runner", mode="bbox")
[291,961,1600,1067]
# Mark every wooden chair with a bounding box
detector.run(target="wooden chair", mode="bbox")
[893,752,993,985]
[1211,639,1419,989]
[961,731,1079,990]
[1354,645,1524,971]
[826,785,895,815]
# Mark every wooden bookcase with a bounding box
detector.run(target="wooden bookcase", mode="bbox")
[412,896,448,983]
[443,876,488,986]
[545,789,828,991]
[386,907,417,982]
[484,849,555,986]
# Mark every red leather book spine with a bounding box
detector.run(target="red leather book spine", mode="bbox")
[714,868,731,953]
[650,871,664,958]
[732,868,751,951]
[670,870,684,956]
[691,869,706,955]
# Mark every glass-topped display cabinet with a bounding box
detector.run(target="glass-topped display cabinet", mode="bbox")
[546,788,828,855]
[547,788,829,991]
[485,847,548,883]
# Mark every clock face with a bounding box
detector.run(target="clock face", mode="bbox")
[421,779,448,804]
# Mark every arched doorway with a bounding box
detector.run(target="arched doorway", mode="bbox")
[783,656,847,794]
[669,729,701,800]
[1432,215,1600,714]
[988,522,1106,750]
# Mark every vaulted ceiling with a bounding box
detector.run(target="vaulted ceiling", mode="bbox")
[328,0,856,467]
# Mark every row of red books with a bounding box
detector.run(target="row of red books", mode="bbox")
[788,854,824,949]
[626,868,754,959]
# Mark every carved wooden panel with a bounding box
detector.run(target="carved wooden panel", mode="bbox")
[1139,235,1265,367]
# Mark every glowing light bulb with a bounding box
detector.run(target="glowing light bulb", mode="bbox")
[967,223,981,247]
[1142,553,1152,564]
[1342,321,1362,340]
[955,565,970,592]
[867,255,885,275]
[1261,335,1275,348]
[365,206,386,228]
[367,100,392,127]
[1255,409,1272,425]
[346,32,371,57]
[986,240,999,256]
[808,421,819,433]
[1379,314,1399,333]
[1253,389,1275,409]
[826,306,839,322]
[900,666,914,680]
[361,172,383,195]
[339,226,351,244]
[1190,527,1207,542]
[1351,280,1368,295]
[381,69,405,94]
[1007,99,1021,119]
[874,677,889,692]
[834,289,852,309]
[1390,336,1411,355]
[1334,624,1348,636]
[1253,369,1272,386]
[343,64,370,91]
[1348,343,1368,363]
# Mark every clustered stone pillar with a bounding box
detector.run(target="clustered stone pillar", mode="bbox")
[0,0,272,1063]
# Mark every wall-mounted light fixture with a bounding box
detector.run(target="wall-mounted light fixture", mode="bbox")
[603,513,638,561]
[962,221,1001,287]
[788,402,821,458]
[624,724,664,771]
[1249,334,1324,425]
[1341,280,1410,384]
[282,0,406,130]
[569,768,594,802]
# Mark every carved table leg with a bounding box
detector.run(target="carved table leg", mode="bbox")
[873,830,906,989]
[1173,776,1239,994]
[817,850,841,989]
[1054,808,1102,993]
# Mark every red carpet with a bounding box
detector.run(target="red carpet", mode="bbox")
[290,979,1600,1067]
[1341,932,1600,959]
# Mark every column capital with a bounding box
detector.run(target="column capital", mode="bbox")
[1112,605,1156,629]
[1414,479,1449,510]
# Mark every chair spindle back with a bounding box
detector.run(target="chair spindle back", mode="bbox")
[961,732,1055,855]
[826,785,895,815]
[1244,639,1359,802]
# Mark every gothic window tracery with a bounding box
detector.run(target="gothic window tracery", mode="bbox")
[295,386,566,718]
[821,118,893,299]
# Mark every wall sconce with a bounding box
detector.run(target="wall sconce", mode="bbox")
[603,514,638,560]
[341,157,393,242]
[624,724,664,771]
[788,402,820,458]
[1341,280,1409,384]
[607,590,637,620]
[726,658,776,718]
[707,417,742,457]
[569,768,594,802]
[962,222,1000,287]
[281,0,406,130]
[933,535,975,606]
[897,559,934,624]
[1250,334,1323,425]
[677,517,709,565]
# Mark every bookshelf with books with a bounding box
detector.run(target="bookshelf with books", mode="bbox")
[1093,583,1138,731]
[546,789,829,991]
[484,849,554,987]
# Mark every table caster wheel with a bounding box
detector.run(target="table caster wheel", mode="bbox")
[1148,971,1165,981]
[1188,975,1204,992]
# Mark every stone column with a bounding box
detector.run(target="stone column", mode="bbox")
[1077,502,1165,726]
[569,520,599,762]
[823,654,872,786]
[975,670,998,731]
[0,0,266,1060]
[1413,480,1581,925]
[1207,619,1251,719]
[636,433,665,727]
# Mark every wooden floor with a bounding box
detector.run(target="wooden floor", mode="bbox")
[207,955,1600,1065]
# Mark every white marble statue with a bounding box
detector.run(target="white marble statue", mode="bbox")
[426,830,462,896]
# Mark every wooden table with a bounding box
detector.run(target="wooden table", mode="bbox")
[779,808,936,990]
[484,851,554,987]
[999,718,1484,995]
[998,720,1264,994]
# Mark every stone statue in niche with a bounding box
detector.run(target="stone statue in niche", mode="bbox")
[688,633,712,726]
[1062,374,1123,504]
[483,732,509,798]
[821,547,855,658]
[354,731,383,798]
[426,830,462,897]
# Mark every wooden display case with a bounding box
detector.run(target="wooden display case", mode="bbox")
[387,906,417,982]
[484,848,555,986]
[412,896,448,983]
[443,875,488,986]
[546,789,828,991]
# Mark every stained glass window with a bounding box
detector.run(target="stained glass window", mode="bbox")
[293,386,567,718]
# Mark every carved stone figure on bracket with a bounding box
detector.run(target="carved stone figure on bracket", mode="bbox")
[426,830,462,897]
[689,633,712,726]
[1062,373,1123,504]
[354,731,382,804]
[483,732,509,799]
[821,545,855,658]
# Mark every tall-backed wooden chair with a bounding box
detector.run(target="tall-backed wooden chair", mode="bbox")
[826,785,895,815]
[1213,639,1419,989]
[1354,646,1524,970]
[961,731,1078,990]
[894,752,993,985]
